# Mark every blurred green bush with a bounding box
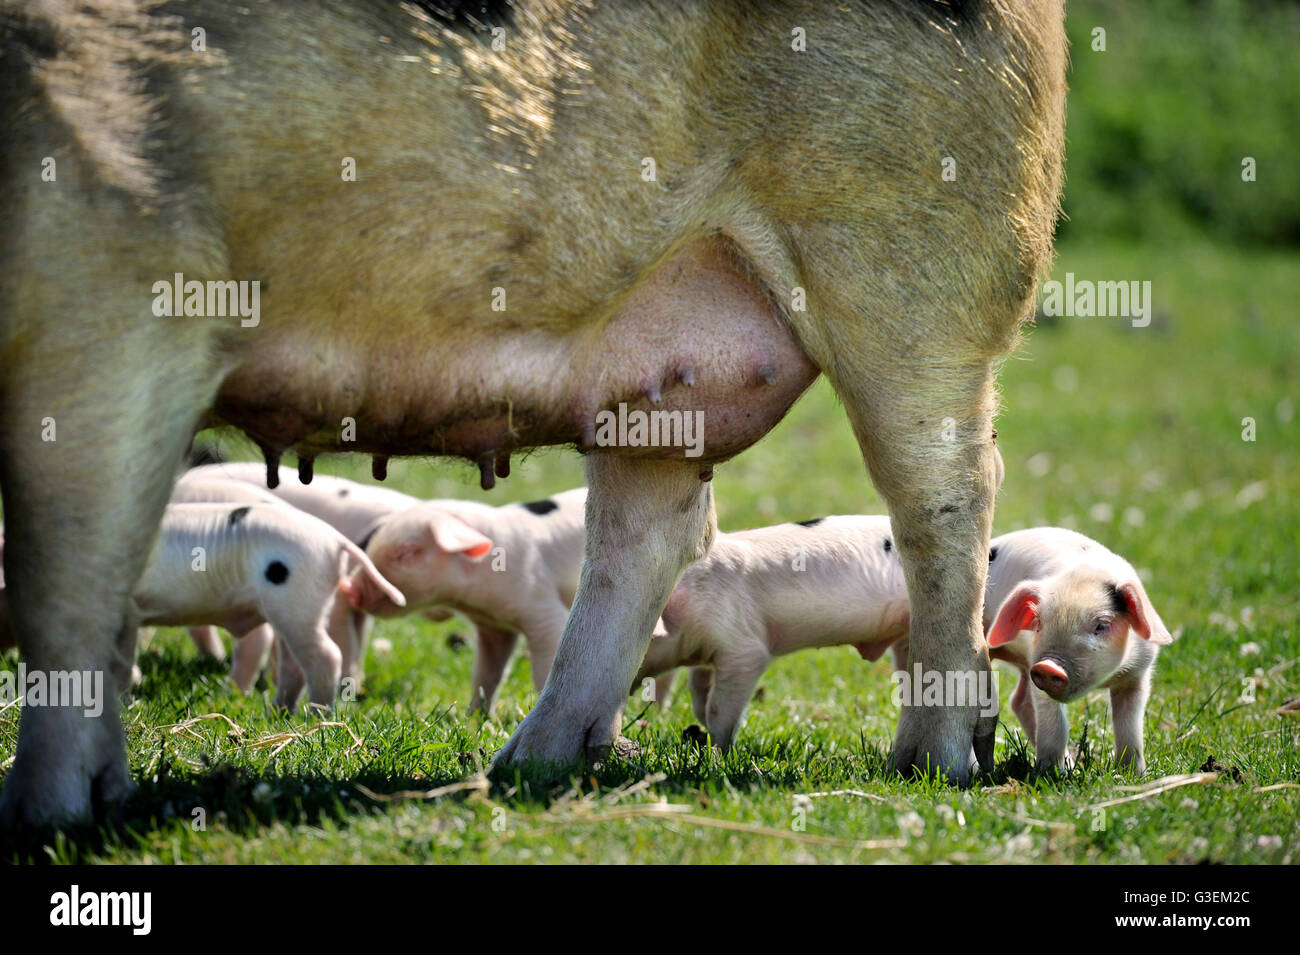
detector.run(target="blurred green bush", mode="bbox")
[1061,0,1300,246]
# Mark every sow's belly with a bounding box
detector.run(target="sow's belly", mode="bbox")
[213,237,819,478]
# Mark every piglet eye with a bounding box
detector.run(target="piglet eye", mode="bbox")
[1093,619,1111,635]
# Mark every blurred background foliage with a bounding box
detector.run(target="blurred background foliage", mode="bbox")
[1059,0,1300,246]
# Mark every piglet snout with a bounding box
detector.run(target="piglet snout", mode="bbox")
[1030,659,1069,697]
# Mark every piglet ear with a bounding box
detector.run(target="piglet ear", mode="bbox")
[988,583,1040,647]
[1118,581,1173,645]
[428,514,493,561]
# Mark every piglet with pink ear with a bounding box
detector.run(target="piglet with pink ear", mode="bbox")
[982,527,1174,774]
[341,489,589,713]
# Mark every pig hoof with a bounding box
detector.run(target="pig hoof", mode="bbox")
[682,724,709,748]
[891,702,991,787]
[0,718,133,830]
[1032,748,1074,775]
[492,693,619,773]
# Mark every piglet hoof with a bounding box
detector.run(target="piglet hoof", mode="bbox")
[1117,751,1145,776]
[1033,752,1073,776]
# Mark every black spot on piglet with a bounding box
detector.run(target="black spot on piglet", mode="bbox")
[337,488,350,498]
[228,506,250,526]
[883,538,892,553]
[794,518,823,528]
[1105,582,1127,614]
[265,561,290,585]
[989,546,999,562]
[521,499,558,516]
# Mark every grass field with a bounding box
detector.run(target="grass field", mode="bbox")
[2,241,1297,864]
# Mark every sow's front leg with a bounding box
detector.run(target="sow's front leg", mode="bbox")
[495,455,715,768]
[0,316,220,827]
[0,112,226,824]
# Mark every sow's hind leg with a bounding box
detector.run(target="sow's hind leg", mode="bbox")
[495,456,715,768]
[767,2,1064,786]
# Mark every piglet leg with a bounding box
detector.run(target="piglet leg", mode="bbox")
[704,649,770,751]
[468,623,519,714]
[1109,671,1150,775]
[1031,686,1071,773]
[272,637,305,709]
[518,602,569,691]
[231,624,274,693]
[321,593,363,693]
[687,668,714,724]
[265,605,340,708]
[1008,671,1037,743]
[189,626,226,660]
[651,669,677,707]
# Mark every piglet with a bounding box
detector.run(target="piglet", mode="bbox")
[982,527,1173,774]
[180,463,426,689]
[342,488,588,712]
[134,503,405,708]
[634,516,910,750]
[169,476,283,686]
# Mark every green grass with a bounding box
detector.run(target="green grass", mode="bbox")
[2,241,1297,863]
[1059,0,1300,247]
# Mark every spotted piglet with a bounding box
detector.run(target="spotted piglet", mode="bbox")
[133,503,405,708]
[168,476,284,688]
[178,463,422,689]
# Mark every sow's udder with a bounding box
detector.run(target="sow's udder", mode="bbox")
[566,238,819,461]
[214,237,819,469]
